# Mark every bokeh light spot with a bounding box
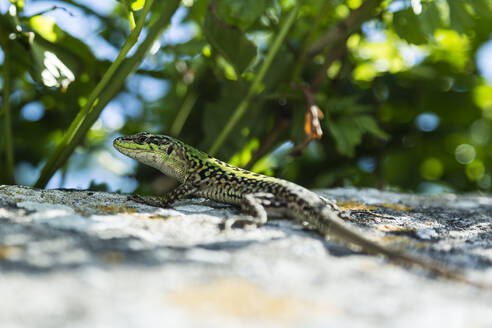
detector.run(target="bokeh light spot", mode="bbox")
[470,119,490,145]
[466,161,485,181]
[455,144,476,164]
[415,112,439,132]
[420,157,443,180]
[358,157,377,172]
[21,102,45,121]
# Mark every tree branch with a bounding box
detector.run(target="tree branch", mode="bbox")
[307,0,383,57]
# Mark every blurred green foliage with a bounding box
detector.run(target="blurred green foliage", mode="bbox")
[1,0,492,194]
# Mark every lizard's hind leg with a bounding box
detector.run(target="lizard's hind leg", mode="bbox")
[227,193,274,228]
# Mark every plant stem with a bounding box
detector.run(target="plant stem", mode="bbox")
[208,3,301,156]
[1,44,15,184]
[169,89,198,137]
[34,0,180,188]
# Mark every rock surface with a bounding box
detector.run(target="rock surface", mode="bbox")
[1,184,492,327]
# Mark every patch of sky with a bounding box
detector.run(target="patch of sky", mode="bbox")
[6,1,196,64]
[386,0,408,12]
[361,20,386,43]
[71,0,115,15]
[126,74,170,102]
[16,131,139,191]
[35,150,137,192]
[415,112,440,132]
[20,102,45,121]
[248,31,270,52]
[15,161,40,186]
[271,141,294,157]
[398,44,427,67]
[476,38,492,85]
[15,160,63,189]
[24,2,97,37]
[85,31,120,61]
[59,150,138,192]
[46,170,63,189]
[361,19,428,69]
[115,92,143,118]
[59,163,137,192]
[162,7,196,45]
[101,101,125,131]
[20,0,118,61]
[358,157,376,172]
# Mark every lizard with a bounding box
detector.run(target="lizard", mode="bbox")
[113,132,481,285]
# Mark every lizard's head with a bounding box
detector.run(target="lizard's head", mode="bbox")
[113,132,189,182]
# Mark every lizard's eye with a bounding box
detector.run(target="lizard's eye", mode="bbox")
[166,145,174,155]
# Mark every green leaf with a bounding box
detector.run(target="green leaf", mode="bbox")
[356,115,389,140]
[393,9,427,45]
[204,8,257,75]
[326,117,364,157]
[30,16,58,42]
[130,0,145,11]
[469,0,492,16]
[447,0,473,33]
[325,96,371,114]
[326,115,388,157]
[419,2,443,35]
[162,39,207,57]
[216,0,266,29]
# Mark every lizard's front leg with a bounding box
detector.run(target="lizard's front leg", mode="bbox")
[129,183,197,208]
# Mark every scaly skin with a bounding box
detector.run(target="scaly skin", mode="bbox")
[113,132,475,284]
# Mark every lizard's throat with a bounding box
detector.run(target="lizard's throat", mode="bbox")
[122,148,186,182]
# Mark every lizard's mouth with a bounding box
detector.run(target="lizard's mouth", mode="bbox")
[113,139,129,152]
[113,139,149,156]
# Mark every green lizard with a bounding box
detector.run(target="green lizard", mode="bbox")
[113,132,473,283]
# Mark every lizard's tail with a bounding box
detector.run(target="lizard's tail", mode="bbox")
[319,208,489,289]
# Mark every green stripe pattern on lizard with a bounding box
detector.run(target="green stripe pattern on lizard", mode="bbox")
[113,132,471,284]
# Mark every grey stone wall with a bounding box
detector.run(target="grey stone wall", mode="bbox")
[1,185,491,327]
